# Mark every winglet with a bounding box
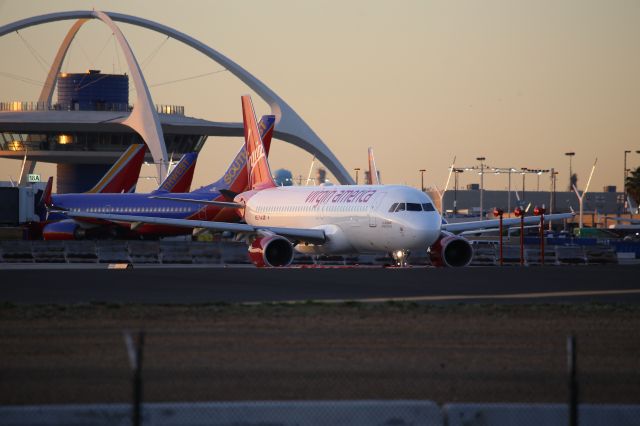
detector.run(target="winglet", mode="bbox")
[87,144,146,193]
[154,152,198,193]
[242,95,276,190]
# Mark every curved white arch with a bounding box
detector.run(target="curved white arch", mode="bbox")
[0,11,355,184]
[38,18,87,105]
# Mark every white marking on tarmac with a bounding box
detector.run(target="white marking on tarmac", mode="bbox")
[277,289,640,304]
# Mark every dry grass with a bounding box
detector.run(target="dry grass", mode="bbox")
[1,303,639,405]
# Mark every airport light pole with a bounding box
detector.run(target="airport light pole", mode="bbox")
[493,207,504,266]
[514,206,525,266]
[521,168,527,204]
[565,152,575,190]
[453,168,463,215]
[419,169,426,192]
[550,169,558,230]
[508,168,514,215]
[534,206,546,265]
[353,168,360,185]
[477,157,486,220]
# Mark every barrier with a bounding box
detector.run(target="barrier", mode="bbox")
[3,401,640,426]
[0,400,443,426]
[0,241,624,266]
[444,403,640,426]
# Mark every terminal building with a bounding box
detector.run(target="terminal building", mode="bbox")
[435,187,626,218]
[0,69,224,193]
[0,9,355,198]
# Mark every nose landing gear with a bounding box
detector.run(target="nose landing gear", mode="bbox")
[391,249,411,267]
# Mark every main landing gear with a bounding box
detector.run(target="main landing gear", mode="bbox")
[391,249,410,267]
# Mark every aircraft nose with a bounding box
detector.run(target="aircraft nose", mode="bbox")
[408,215,441,248]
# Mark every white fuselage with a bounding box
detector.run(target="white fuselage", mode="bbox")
[242,184,442,255]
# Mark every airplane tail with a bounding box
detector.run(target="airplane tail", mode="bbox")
[193,114,275,195]
[40,176,53,207]
[153,152,198,193]
[367,147,381,185]
[242,95,276,190]
[86,144,146,193]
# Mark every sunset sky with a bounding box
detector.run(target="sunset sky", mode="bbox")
[1,0,639,193]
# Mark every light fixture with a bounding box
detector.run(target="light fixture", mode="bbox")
[58,134,73,144]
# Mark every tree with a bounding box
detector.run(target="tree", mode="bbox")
[569,173,578,191]
[626,166,640,205]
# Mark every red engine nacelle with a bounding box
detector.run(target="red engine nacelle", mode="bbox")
[42,219,85,240]
[429,234,474,267]
[248,235,294,267]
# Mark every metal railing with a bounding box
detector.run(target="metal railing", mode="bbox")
[0,101,185,116]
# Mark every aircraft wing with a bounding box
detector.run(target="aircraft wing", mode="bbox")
[441,212,574,233]
[62,211,326,245]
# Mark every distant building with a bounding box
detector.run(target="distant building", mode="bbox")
[273,168,293,186]
[440,189,625,216]
[316,168,327,184]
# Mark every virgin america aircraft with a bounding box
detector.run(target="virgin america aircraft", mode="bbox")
[64,95,572,267]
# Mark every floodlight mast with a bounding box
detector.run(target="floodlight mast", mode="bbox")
[306,156,316,185]
[572,158,598,229]
[436,156,456,215]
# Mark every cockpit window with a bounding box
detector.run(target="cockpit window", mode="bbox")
[389,202,436,212]
[422,203,435,211]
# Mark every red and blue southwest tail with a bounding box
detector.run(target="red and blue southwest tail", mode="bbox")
[241,95,276,190]
[86,144,146,193]
[193,114,275,195]
[154,152,198,193]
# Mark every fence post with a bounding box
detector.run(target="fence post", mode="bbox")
[124,330,145,426]
[567,335,578,426]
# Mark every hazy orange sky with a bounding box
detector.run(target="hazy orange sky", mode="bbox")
[1,0,639,193]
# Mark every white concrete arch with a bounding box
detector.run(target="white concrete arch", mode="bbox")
[0,11,355,184]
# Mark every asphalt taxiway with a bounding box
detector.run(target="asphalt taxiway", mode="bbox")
[1,264,639,304]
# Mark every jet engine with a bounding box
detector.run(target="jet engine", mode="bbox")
[429,233,473,267]
[248,235,294,267]
[42,219,85,240]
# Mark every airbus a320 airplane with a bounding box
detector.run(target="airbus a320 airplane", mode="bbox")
[64,95,573,267]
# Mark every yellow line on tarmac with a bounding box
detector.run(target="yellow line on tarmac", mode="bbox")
[283,289,640,304]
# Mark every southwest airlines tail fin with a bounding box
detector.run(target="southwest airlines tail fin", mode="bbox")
[86,144,146,193]
[193,114,275,195]
[368,147,381,185]
[153,152,198,193]
[242,95,276,190]
[40,176,53,207]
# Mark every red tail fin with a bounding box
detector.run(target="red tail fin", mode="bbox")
[41,176,53,207]
[86,144,146,193]
[241,95,275,190]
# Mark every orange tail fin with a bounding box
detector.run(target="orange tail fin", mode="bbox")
[241,95,276,190]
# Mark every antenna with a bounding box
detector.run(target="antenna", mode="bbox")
[17,147,28,187]
[572,158,597,229]
[433,156,456,214]
[305,155,316,186]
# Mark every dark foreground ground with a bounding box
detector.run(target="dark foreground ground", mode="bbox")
[1,303,639,405]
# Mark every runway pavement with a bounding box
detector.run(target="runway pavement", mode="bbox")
[1,264,639,304]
